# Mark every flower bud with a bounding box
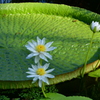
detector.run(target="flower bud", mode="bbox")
[90,21,100,33]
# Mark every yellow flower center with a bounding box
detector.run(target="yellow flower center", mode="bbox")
[36,68,46,76]
[36,45,46,52]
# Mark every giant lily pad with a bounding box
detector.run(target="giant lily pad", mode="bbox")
[0,3,100,89]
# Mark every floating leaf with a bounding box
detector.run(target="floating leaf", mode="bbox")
[88,68,100,77]
[40,93,92,100]
[0,3,100,89]
[66,96,92,100]
[40,93,68,100]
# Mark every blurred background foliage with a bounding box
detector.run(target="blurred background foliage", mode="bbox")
[0,0,100,14]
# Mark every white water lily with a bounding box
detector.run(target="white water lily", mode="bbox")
[25,37,56,63]
[90,21,100,33]
[26,63,55,87]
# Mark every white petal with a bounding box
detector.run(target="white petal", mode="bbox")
[41,38,46,45]
[46,47,56,51]
[26,74,38,78]
[38,75,43,80]
[37,37,42,45]
[41,76,47,83]
[37,63,42,68]
[45,74,55,78]
[45,41,53,48]
[43,77,49,85]
[31,64,38,71]
[39,80,42,87]
[46,68,55,73]
[97,25,100,31]
[27,41,35,48]
[32,40,37,47]
[26,53,38,59]
[43,63,50,70]
[26,46,37,52]
[34,56,40,63]
[39,53,48,62]
[33,77,38,82]
[91,21,95,30]
[42,52,52,60]
[28,67,35,72]
[26,53,34,59]
[94,22,99,26]
[90,23,94,30]
[26,71,35,75]
[27,68,35,73]
[25,44,31,49]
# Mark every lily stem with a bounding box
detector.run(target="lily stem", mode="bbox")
[42,82,47,98]
[40,59,42,66]
[81,32,95,77]
[40,59,47,97]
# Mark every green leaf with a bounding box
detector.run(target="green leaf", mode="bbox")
[0,3,100,89]
[66,96,92,100]
[40,93,67,100]
[88,68,100,77]
[40,93,92,100]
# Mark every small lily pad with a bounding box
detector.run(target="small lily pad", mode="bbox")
[88,68,100,77]
[40,93,67,100]
[66,96,92,100]
[40,93,92,100]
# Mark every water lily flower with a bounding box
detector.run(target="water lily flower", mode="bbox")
[90,21,100,33]
[26,63,55,87]
[25,37,56,63]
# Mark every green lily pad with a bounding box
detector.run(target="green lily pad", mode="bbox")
[88,68,100,77]
[0,3,100,89]
[66,96,92,100]
[40,93,67,100]
[40,93,92,100]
